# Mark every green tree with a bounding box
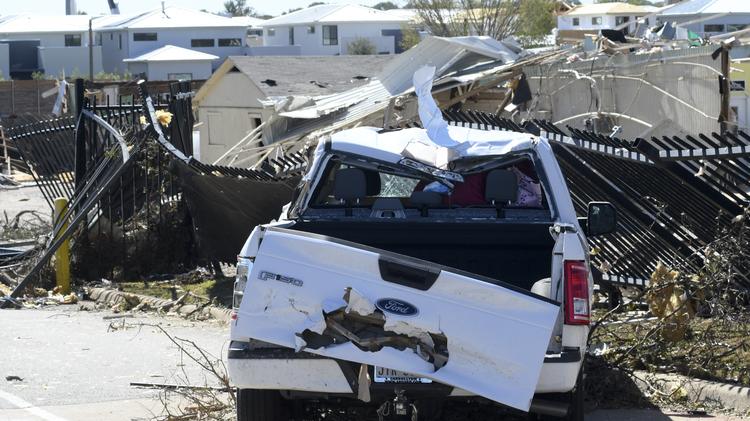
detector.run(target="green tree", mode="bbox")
[223,0,254,16]
[347,37,377,55]
[400,24,422,50]
[309,2,326,6]
[373,1,399,10]
[282,8,303,14]
[516,0,556,45]
[77,10,87,15]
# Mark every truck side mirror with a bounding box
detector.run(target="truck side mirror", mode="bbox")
[587,202,616,236]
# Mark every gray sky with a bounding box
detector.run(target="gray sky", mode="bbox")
[0,0,401,17]
[2,0,595,18]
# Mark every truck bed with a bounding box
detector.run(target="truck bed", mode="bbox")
[290,220,555,292]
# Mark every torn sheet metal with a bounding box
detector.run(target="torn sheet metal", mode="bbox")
[235,227,560,411]
[260,36,529,145]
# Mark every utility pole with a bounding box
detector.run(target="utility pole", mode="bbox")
[89,18,94,82]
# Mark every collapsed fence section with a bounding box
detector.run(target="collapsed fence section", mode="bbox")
[443,109,750,289]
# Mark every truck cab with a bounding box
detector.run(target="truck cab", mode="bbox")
[228,124,616,421]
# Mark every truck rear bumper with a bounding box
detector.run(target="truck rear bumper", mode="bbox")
[228,341,581,397]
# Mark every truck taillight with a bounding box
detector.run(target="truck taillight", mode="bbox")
[564,260,590,325]
[233,258,251,313]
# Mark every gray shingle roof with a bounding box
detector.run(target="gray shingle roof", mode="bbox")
[227,55,393,97]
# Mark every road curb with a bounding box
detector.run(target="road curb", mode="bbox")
[633,370,750,413]
[85,287,232,323]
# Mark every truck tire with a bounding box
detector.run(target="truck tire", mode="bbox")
[236,389,290,421]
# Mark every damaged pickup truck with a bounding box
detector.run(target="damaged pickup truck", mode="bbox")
[228,68,616,421]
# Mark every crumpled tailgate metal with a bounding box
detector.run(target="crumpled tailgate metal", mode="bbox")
[235,227,560,411]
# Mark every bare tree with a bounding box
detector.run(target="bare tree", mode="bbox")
[410,0,521,40]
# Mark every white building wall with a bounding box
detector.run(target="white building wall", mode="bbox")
[130,60,214,81]
[558,14,647,33]
[196,72,268,164]
[100,30,130,74]
[0,31,91,47]
[659,14,750,37]
[0,43,8,79]
[263,22,403,55]
[126,27,245,68]
[38,46,102,77]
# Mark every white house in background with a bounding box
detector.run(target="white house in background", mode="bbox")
[657,0,750,38]
[0,14,105,79]
[255,4,411,56]
[122,45,218,81]
[557,2,656,40]
[96,7,247,75]
[231,16,266,47]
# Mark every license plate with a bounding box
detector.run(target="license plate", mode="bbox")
[373,366,432,384]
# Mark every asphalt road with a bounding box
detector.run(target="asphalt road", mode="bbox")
[0,183,51,223]
[0,305,229,421]
[0,306,747,421]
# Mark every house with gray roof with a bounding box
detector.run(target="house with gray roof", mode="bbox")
[192,55,392,164]
[96,7,248,75]
[657,0,750,37]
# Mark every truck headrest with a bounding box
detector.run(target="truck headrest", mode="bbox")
[363,169,381,196]
[334,168,367,201]
[485,169,518,204]
[410,190,443,207]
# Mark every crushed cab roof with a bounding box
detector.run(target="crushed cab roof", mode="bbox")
[328,126,540,167]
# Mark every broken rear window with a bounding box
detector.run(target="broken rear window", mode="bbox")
[309,158,546,211]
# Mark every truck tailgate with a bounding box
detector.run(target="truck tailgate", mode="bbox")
[234,227,560,411]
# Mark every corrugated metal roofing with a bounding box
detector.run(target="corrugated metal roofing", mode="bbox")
[263,36,526,143]
[659,0,750,15]
[260,4,411,27]
[123,45,218,63]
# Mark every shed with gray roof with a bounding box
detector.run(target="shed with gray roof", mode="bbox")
[193,54,392,164]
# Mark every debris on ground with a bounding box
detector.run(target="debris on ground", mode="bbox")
[588,208,750,410]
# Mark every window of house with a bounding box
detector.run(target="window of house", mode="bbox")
[307,25,315,34]
[704,24,725,32]
[64,34,81,47]
[168,73,192,81]
[133,32,157,41]
[731,80,746,91]
[191,39,215,47]
[591,17,602,25]
[572,17,580,26]
[727,24,748,32]
[289,27,295,45]
[247,28,263,37]
[110,33,113,40]
[322,25,338,45]
[267,28,276,36]
[218,38,242,47]
[615,16,630,26]
[118,33,122,49]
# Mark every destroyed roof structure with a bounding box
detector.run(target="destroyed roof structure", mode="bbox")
[197,55,393,99]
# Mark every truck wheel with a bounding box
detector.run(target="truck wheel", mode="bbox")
[236,389,290,421]
[566,363,585,421]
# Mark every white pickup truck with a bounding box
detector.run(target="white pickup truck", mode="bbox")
[227,121,617,420]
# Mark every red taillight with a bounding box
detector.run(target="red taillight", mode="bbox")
[564,260,590,325]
